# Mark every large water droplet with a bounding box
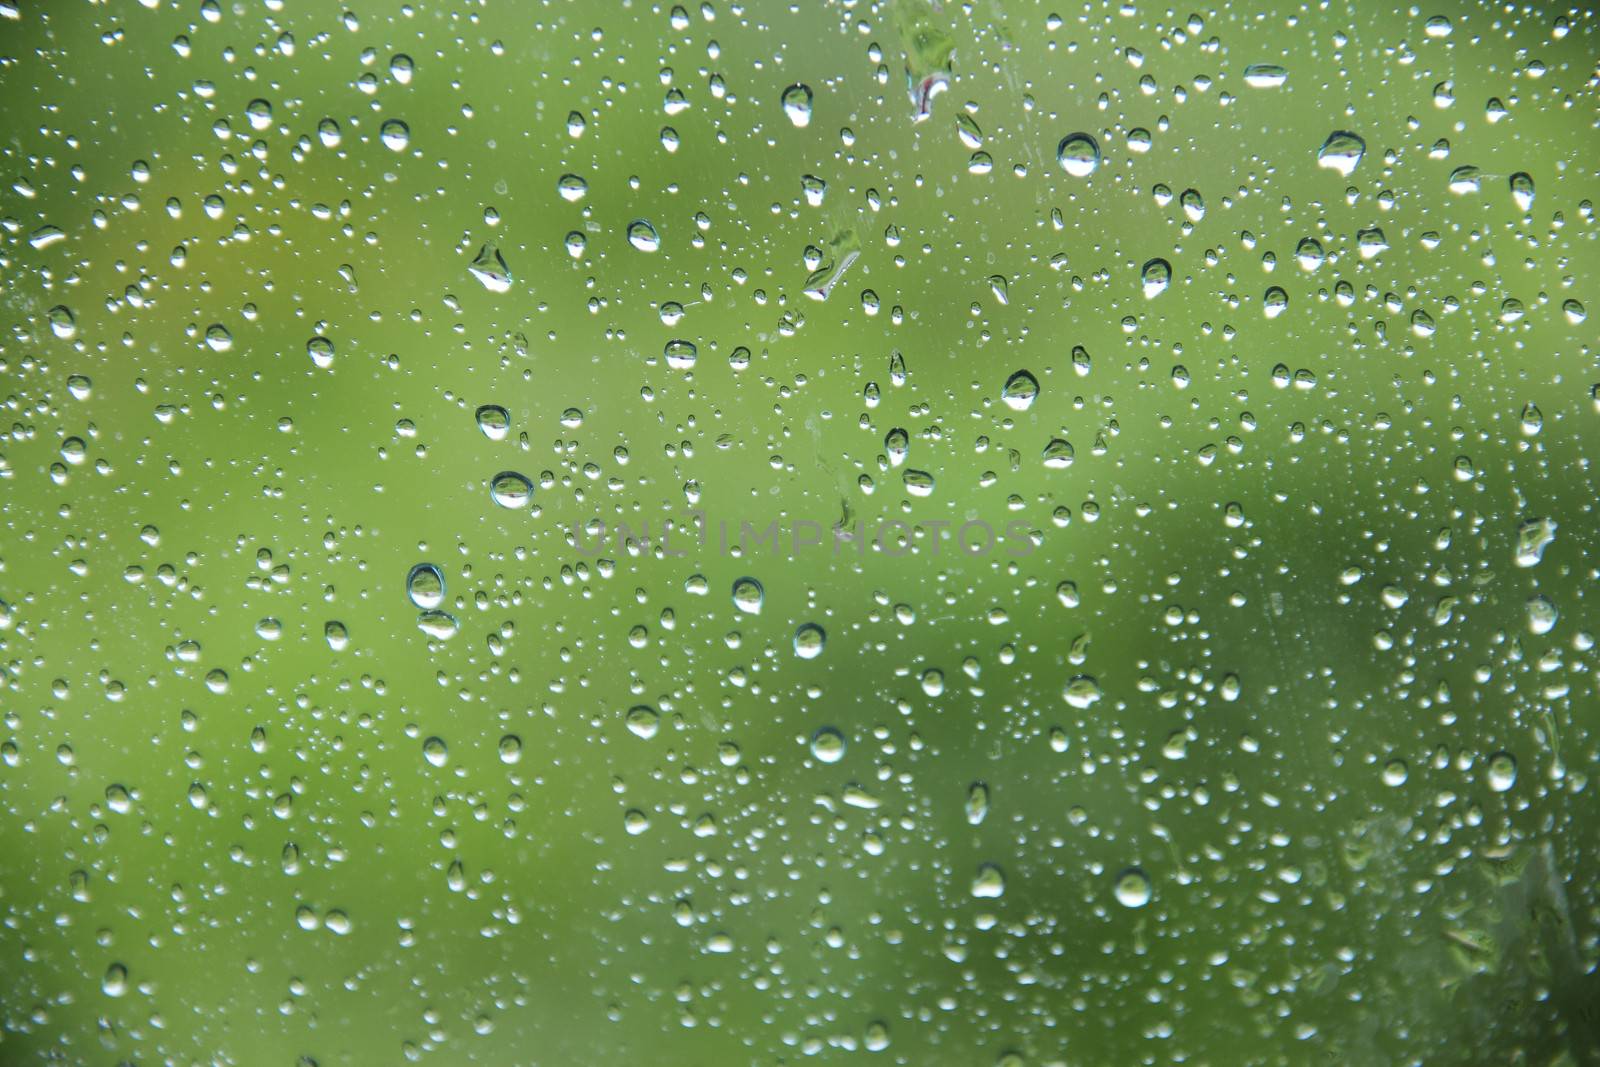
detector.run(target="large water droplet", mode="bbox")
[1056,132,1100,177]
[1063,674,1102,708]
[781,83,813,127]
[416,610,459,640]
[810,726,845,763]
[1140,258,1172,298]
[46,304,76,339]
[793,622,826,659]
[732,577,764,614]
[306,335,335,368]
[468,243,512,292]
[627,219,660,252]
[1001,370,1039,411]
[1114,867,1152,908]
[475,404,509,440]
[1509,171,1535,212]
[379,118,410,151]
[406,563,445,609]
[1242,63,1288,88]
[971,862,1007,899]
[663,339,697,368]
[1487,751,1518,793]
[626,705,660,739]
[1316,130,1366,177]
[489,470,533,508]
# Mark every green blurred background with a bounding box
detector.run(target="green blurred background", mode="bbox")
[1,0,1597,1063]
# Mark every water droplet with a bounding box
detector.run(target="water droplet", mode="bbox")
[1042,438,1075,469]
[1056,132,1100,177]
[1001,369,1039,411]
[732,577,764,614]
[810,726,845,763]
[245,98,273,130]
[1447,165,1481,195]
[1263,286,1288,319]
[1295,237,1325,271]
[46,304,75,339]
[498,734,522,764]
[204,323,233,352]
[1140,258,1172,298]
[489,470,533,508]
[1114,867,1152,908]
[1509,172,1535,211]
[474,404,509,441]
[1242,63,1288,88]
[1514,517,1557,568]
[102,963,129,997]
[971,862,1007,899]
[1063,675,1102,709]
[1487,751,1518,793]
[956,113,983,149]
[422,736,449,767]
[966,781,990,825]
[626,705,660,739]
[781,82,813,127]
[1316,130,1366,177]
[406,563,445,609]
[1526,595,1558,635]
[1179,188,1205,221]
[902,469,935,497]
[416,610,458,640]
[468,243,512,292]
[885,426,909,467]
[324,620,348,651]
[627,219,660,252]
[663,339,697,368]
[556,173,588,202]
[306,335,334,368]
[379,118,410,151]
[793,622,826,659]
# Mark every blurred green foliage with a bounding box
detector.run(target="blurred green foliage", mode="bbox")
[1,0,1598,1063]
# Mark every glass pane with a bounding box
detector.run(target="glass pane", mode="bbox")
[1,2,1596,1063]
